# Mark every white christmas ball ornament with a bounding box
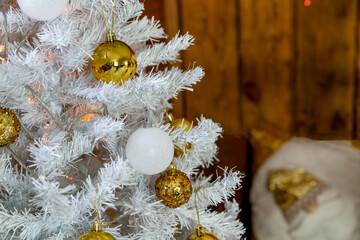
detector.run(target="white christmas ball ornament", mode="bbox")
[126,127,174,175]
[18,0,68,21]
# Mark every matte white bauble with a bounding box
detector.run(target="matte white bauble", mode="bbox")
[126,127,174,175]
[18,0,68,21]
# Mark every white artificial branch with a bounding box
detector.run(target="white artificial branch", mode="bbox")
[137,32,194,70]
[0,0,244,239]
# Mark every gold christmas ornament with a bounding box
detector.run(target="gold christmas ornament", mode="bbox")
[164,110,193,157]
[90,31,137,85]
[0,107,21,147]
[78,219,116,240]
[186,226,219,240]
[187,188,220,240]
[155,163,192,208]
[169,118,192,132]
[165,110,193,131]
[174,142,192,158]
[79,192,116,240]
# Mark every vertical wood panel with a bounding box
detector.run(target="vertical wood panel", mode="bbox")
[179,0,241,135]
[143,0,164,24]
[144,0,186,117]
[163,0,180,38]
[163,0,186,117]
[356,0,360,139]
[296,0,357,139]
[240,0,295,135]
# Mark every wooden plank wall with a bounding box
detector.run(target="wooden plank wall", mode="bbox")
[240,0,359,172]
[296,0,357,139]
[144,0,360,239]
[144,0,251,237]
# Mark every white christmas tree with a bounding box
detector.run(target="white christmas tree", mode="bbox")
[0,0,245,239]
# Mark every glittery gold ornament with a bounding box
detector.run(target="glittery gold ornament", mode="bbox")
[155,164,192,208]
[0,107,21,147]
[164,110,193,157]
[187,226,220,240]
[90,31,137,85]
[78,219,115,240]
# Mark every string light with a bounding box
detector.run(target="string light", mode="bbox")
[65,175,74,180]
[42,132,50,141]
[48,51,55,64]
[81,113,97,123]
[304,0,311,7]
[65,175,85,183]
[64,5,70,13]
[28,98,36,103]
[0,44,6,62]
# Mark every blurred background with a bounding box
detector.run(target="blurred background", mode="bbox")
[143,0,360,239]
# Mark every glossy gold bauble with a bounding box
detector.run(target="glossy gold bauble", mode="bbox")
[90,32,137,85]
[186,231,220,240]
[171,117,193,157]
[78,231,116,240]
[170,118,192,132]
[0,107,21,147]
[155,168,192,208]
[164,110,194,157]
[78,220,116,240]
[187,227,219,240]
[165,111,193,132]
[174,142,192,158]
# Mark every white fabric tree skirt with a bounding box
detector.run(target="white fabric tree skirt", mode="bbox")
[251,138,360,240]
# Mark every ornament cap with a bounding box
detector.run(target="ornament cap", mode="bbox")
[164,109,175,123]
[106,31,116,43]
[92,219,102,232]
[167,162,177,170]
[196,226,205,237]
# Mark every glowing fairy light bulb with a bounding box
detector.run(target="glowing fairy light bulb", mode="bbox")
[28,98,36,103]
[304,0,311,7]
[81,114,97,123]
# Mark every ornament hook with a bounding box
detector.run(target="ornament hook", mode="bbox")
[92,190,108,232]
[194,186,205,237]
[164,109,175,123]
[106,30,116,43]
[100,0,115,37]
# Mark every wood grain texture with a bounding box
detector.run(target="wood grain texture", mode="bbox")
[163,0,186,117]
[146,1,360,238]
[356,0,360,139]
[143,0,164,24]
[240,0,295,135]
[296,0,357,139]
[179,0,242,135]
[144,0,186,117]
